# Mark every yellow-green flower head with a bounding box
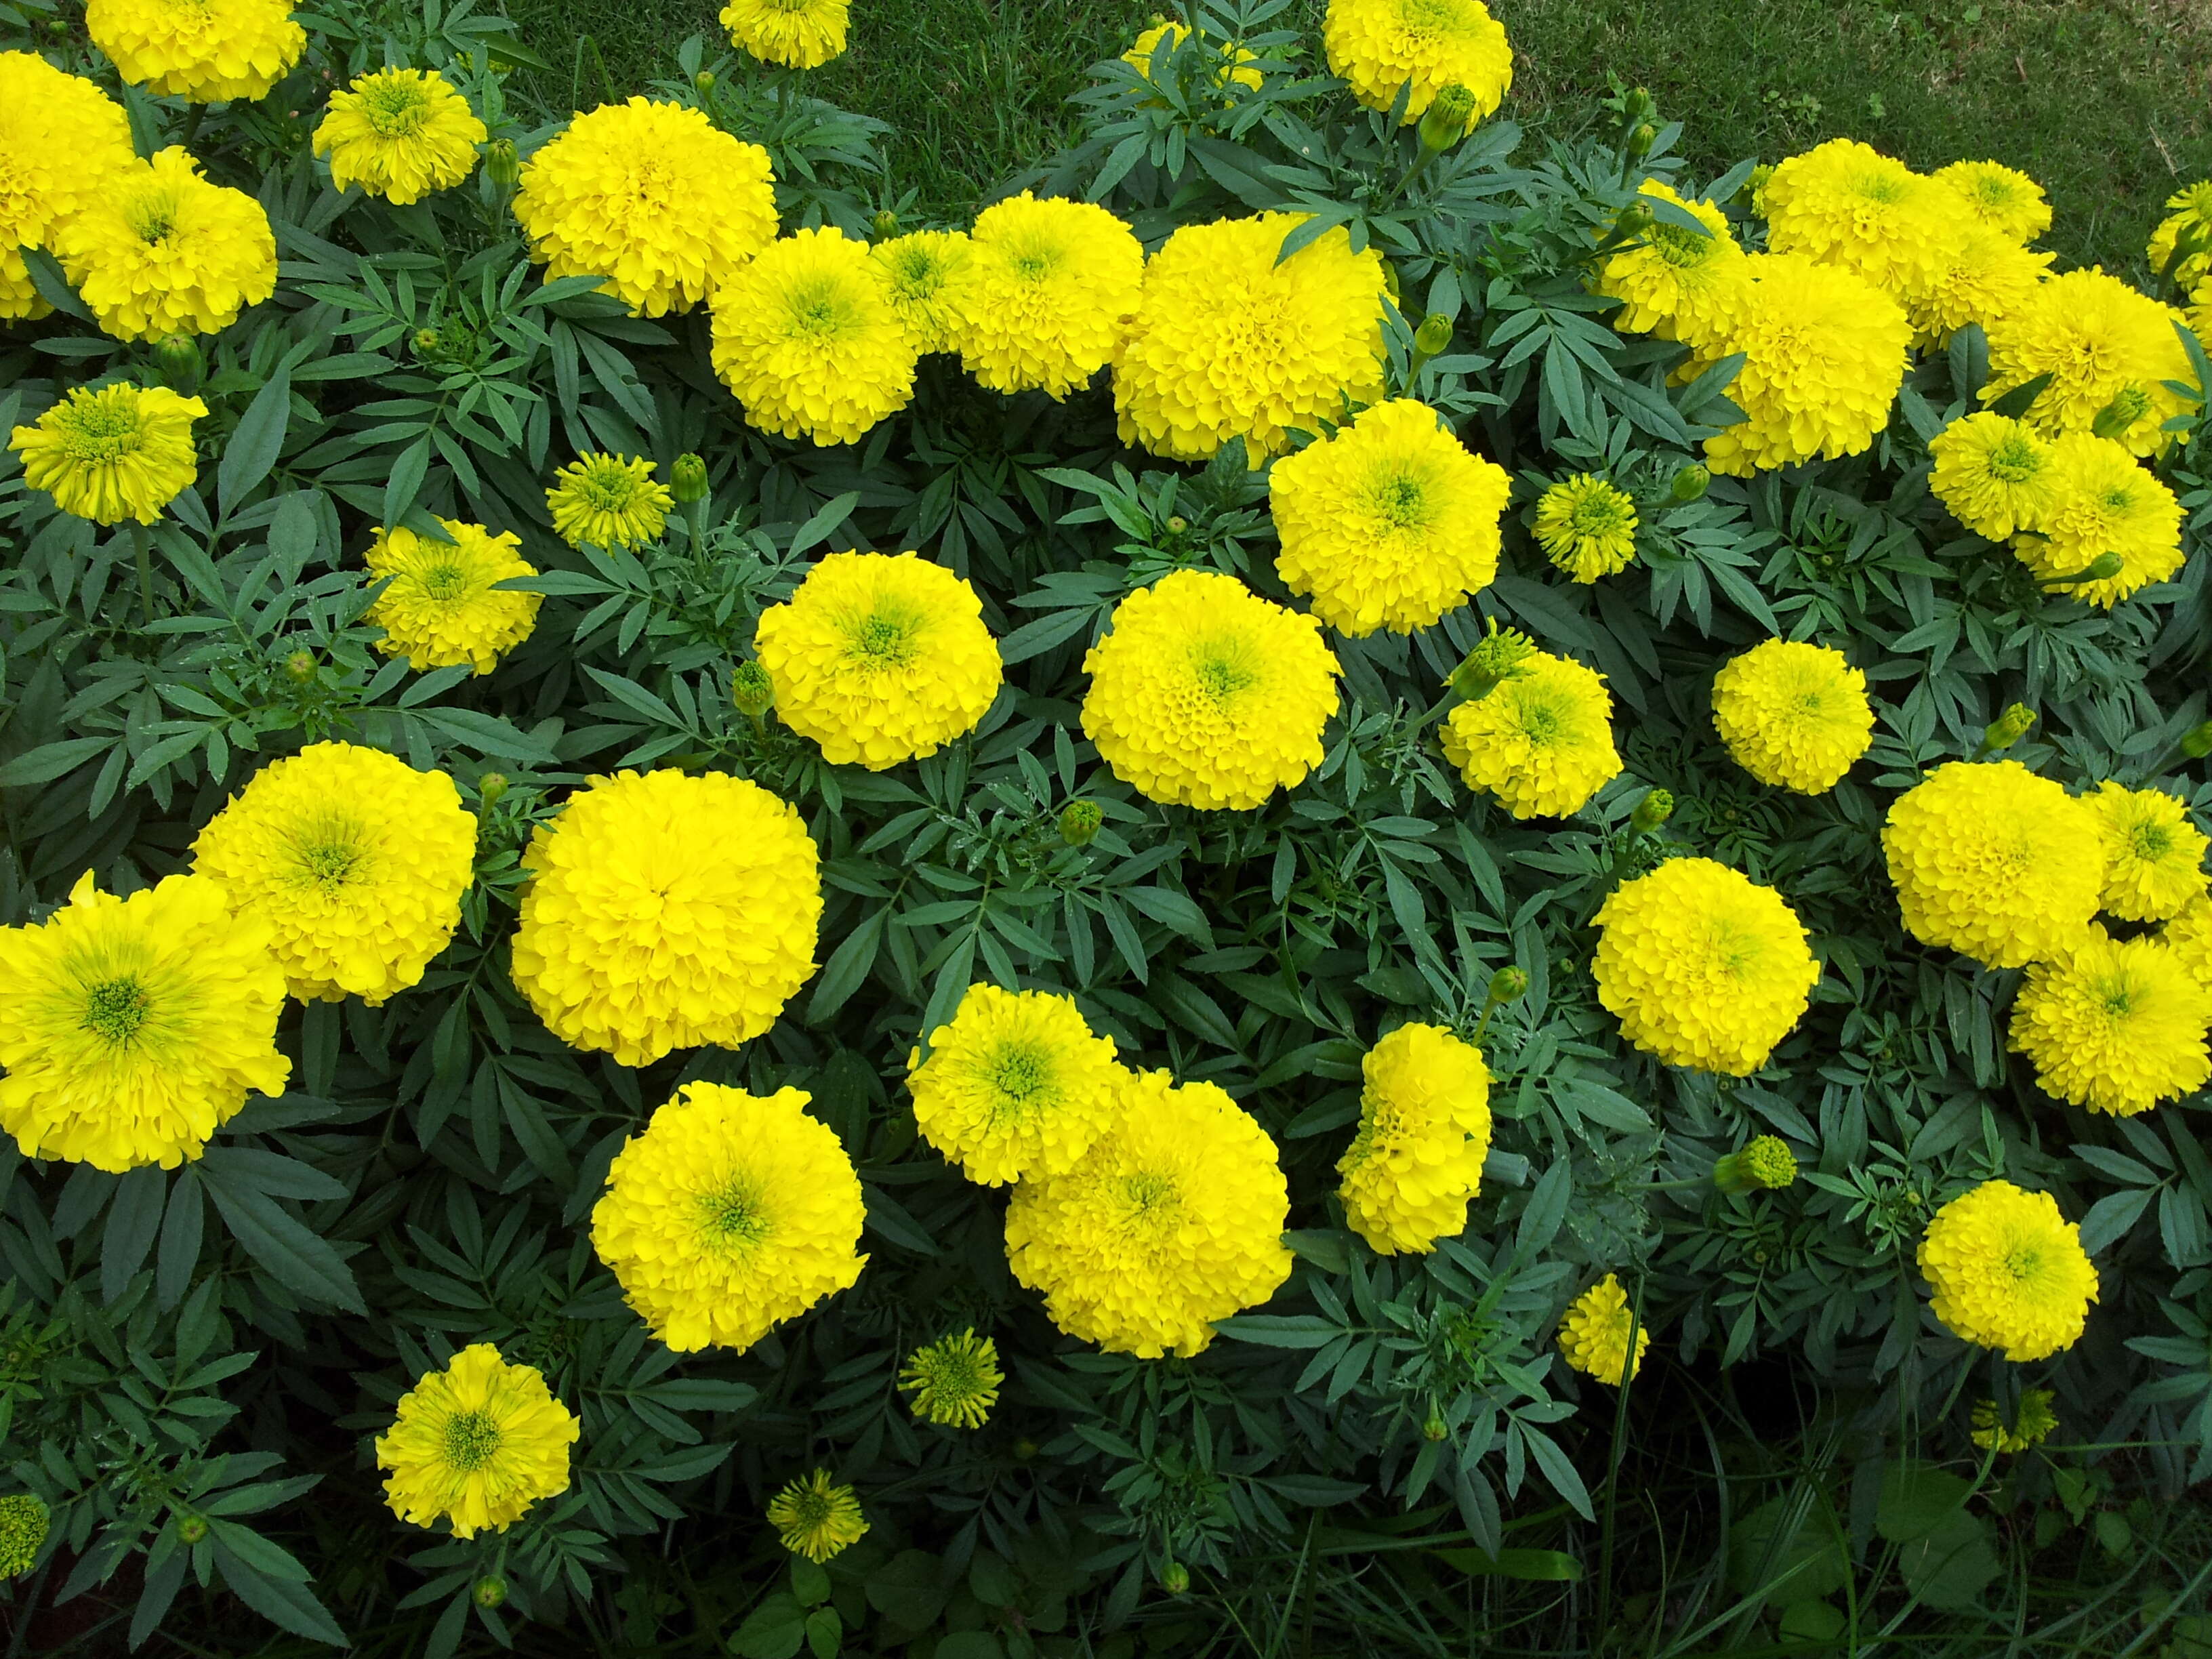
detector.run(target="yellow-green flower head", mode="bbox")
[1593,179,1746,341]
[0,1492,48,1577]
[56,148,277,342]
[957,192,1145,399]
[1322,0,1512,135]
[364,518,543,676]
[1592,857,1820,1076]
[1336,1022,1492,1255]
[905,983,1122,1186]
[2191,276,2212,362]
[1439,647,1620,820]
[87,0,305,102]
[1557,1272,1647,1387]
[590,1082,867,1351]
[1713,1135,1797,1194]
[312,68,487,205]
[721,0,848,69]
[2011,434,2185,610]
[1709,638,1875,795]
[1006,1068,1293,1358]
[2161,892,2212,993]
[1124,22,1264,94]
[766,1470,868,1563]
[1905,221,2053,349]
[1981,270,2198,457]
[1269,398,1511,634]
[898,1329,1003,1429]
[2148,179,2212,291]
[1532,474,1640,584]
[1971,1389,2058,1454]
[753,550,1003,769]
[1917,1180,2097,1361]
[2088,781,2208,922]
[711,227,918,445]
[546,453,672,551]
[0,872,288,1172]
[1928,412,2065,541]
[1759,139,1958,300]
[7,383,205,527]
[1113,211,1389,463]
[1932,160,2053,246]
[0,54,138,321]
[1080,569,1342,811]
[374,1344,578,1540]
[1882,761,2104,969]
[870,230,978,356]
[514,99,778,318]
[2008,928,2212,1118]
[510,770,821,1066]
[190,743,477,1004]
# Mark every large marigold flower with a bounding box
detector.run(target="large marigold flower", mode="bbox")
[0,872,288,1172]
[2148,180,2212,293]
[1322,0,1512,134]
[710,227,918,445]
[956,192,1144,399]
[1709,638,1875,795]
[1881,760,2104,970]
[905,983,1123,1186]
[1761,139,1958,300]
[871,230,977,355]
[0,54,137,321]
[190,743,477,1004]
[2009,929,2211,1118]
[1269,398,1509,634]
[87,0,305,102]
[1594,179,1747,341]
[1981,270,2198,457]
[753,551,1002,769]
[1532,474,1640,583]
[1917,1181,2097,1361]
[1336,1023,1492,1255]
[721,0,848,68]
[2087,781,2207,922]
[1080,569,1340,811]
[546,453,671,551]
[1439,648,1620,820]
[364,518,542,676]
[1005,1069,1292,1358]
[1124,21,1263,94]
[1928,413,2064,541]
[375,1345,578,1540]
[1932,160,2052,245]
[1905,222,2052,349]
[899,1330,1002,1428]
[590,1082,867,1351]
[8,384,205,527]
[766,1471,867,1563]
[1593,857,1820,1076]
[313,67,486,205]
[1557,1273,1647,1386]
[2011,434,2185,610]
[514,99,777,318]
[1113,212,1388,463]
[57,148,276,342]
[510,770,821,1066]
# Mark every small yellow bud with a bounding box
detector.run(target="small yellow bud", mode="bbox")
[413,328,441,357]
[1422,1412,1448,1441]
[284,649,316,682]
[732,660,775,718]
[1417,83,1477,152]
[694,70,716,96]
[2090,386,2152,441]
[1164,514,1189,535]
[1059,800,1103,846]
[477,773,509,809]
[472,1576,508,1610]
[671,453,710,504]
[1447,618,1538,702]
[1713,1135,1797,1194]
[1161,1560,1189,1595]
[1981,703,2036,755]
[176,1515,209,1544]
[1630,788,1673,833]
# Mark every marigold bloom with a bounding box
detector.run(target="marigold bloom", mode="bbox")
[2148,180,2212,292]
[1761,139,1957,299]
[375,1345,578,1540]
[1918,1181,2097,1361]
[8,383,205,527]
[364,518,541,676]
[766,1471,868,1563]
[2012,434,2185,610]
[1336,1023,1492,1254]
[546,453,672,551]
[0,872,288,1172]
[899,1330,1003,1429]
[0,1494,47,1578]
[871,230,977,355]
[906,983,1122,1186]
[0,54,137,321]
[1270,398,1509,634]
[1557,1273,1647,1386]
[1593,179,1746,341]
[1981,270,2197,457]
[313,68,485,205]
[1532,474,1639,583]
[1323,0,1511,134]
[957,192,1144,399]
[1928,413,2064,541]
[87,0,305,102]
[1124,21,1263,93]
[1080,569,1341,811]
[2087,782,2207,922]
[722,0,848,69]
[1905,222,2052,348]
[1439,649,1620,819]
[1709,638,1874,795]
[1971,1389,2058,1454]
[57,148,277,342]
[2009,929,2211,1118]
[590,1082,867,1351]
[2162,893,2212,993]
[1933,160,2052,245]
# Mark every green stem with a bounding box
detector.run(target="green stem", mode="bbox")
[131,524,156,628]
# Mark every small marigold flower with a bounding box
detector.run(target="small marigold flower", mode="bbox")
[0,1493,49,1577]
[870,230,978,355]
[1446,617,1537,701]
[2161,893,2212,993]
[2087,781,2208,922]
[906,983,1122,1186]
[546,453,672,551]
[766,1471,867,1563]
[1932,160,2052,245]
[1439,648,1620,819]
[1532,474,1640,583]
[58,148,278,342]
[0,54,138,321]
[1760,139,1958,300]
[957,192,1144,400]
[1709,638,1875,796]
[87,0,305,102]
[1981,270,2198,457]
[1971,1389,2059,1454]
[8,383,206,527]
[1124,21,1264,94]
[313,68,486,204]
[1593,179,1746,342]
[364,518,543,676]
[721,0,848,68]
[1918,1181,2097,1362]
[1322,0,1512,135]
[375,1345,578,1540]
[1929,413,2064,541]
[1713,1136,1797,1194]
[899,1330,1003,1429]
[2148,180,2212,291]
[1336,1023,1492,1255]
[2008,929,2211,1118]
[1557,1273,1647,1386]
[2012,434,2186,610]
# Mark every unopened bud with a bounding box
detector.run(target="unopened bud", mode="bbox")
[1161,1560,1189,1595]
[176,1515,209,1544]
[477,773,509,809]
[1621,87,1655,126]
[2091,386,2151,441]
[2179,720,2212,760]
[1413,312,1453,359]
[1012,1437,1039,1461]
[671,453,709,504]
[1422,1412,1448,1441]
[413,328,441,357]
[1164,515,1189,535]
[694,69,716,96]
[284,649,316,681]
[2052,553,2126,587]
[1668,464,1710,504]
[152,335,204,396]
[472,1576,508,1610]
[1630,788,1673,833]
[1713,1135,1797,1195]
[731,660,775,718]
[872,209,899,239]
[1486,965,1528,1004]
[1417,83,1477,152]
[1982,703,2035,754]
[1626,123,1657,161]
[1059,799,1102,846]
[483,138,519,190]
[1447,618,1538,702]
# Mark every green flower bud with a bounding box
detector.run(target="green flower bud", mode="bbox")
[732,659,775,718]
[2181,720,2212,760]
[176,1515,209,1544]
[872,208,900,239]
[1414,312,1453,358]
[1486,965,1528,1004]
[284,649,316,682]
[1981,703,2035,754]
[1161,1560,1189,1595]
[1630,788,1673,833]
[413,328,441,358]
[1621,87,1655,126]
[472,1575,508,1610]
[1713,1135,1798,1195]
[694,69,716,96]
[1417,83,1477,151]
[671,452,710,504]
[1012,1437,1039,1461]
[477,773,509,809]
[1668,464,1710,504]
[2053,552,2126,586]
[1164,515,1189,535]
[1422,1412,1448,1442]
[1059,799,1103,846]
[2090,385,2152,441]
[1446,618,1538,702]
[1615,201,1654,239]
[152,335,204,396]
[483,138,520,190]
[1626,123,1657,161]
[0,1494,49,1578]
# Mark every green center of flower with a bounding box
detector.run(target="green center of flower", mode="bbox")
[442,1409,504,1472]
[1005,237,1064,283]
[83,978,152,1046]
[573,468,639,512]
[985,1042,1052,1118]
[887,247,943,296]
[698,1178,771,1248]
[1856,172,1906,206]
[1968,177,2012,209]
[1569,490,1633,537]
[2130,821,2174,863]
[1984,436,2043,485]
[297,833,367,889]
[1514,692,1566,745]
[1398,0,1483,37]
[1651,220,1715,268]
[912,1346,989,1400]
[359,77,432,136]
[1365,469,1432,531]
[125,186,182,245]
[1118,1170,1179,1224]
[847,607,919,668]
[2004,1244,2043,1284]
[419,563,473,601]
[787,277,862,337]
[1194,649,1258,705]
[56,394,146,464]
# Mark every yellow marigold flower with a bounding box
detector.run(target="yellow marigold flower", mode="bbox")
[190,742,476,1004]
[1557,1273,1647,1387]
[2009,928,2211,1118]
[1439,648,1620,820]
[87,0,305,102]
[313,67,485,205]
[1761,139,1957,299]
[1114,211,1388,463]
[1593,857,1820,1076]
[0,53,137,321]
[2162,892,2212,992]
[1971,1389,2058,1454]
[1918,1180,2097,1361]
[2088,781,2207,922]
[1336,1022,1492,1255]
[1882,761,2103,970]
[1933,160,2052,245]
[1532,474,1639,583]
[1928,412,2064,541]
[364,518,542,676]
[1709,638,1875,795]
[753,550,1002,769]
[1006,1069,1292,1358]
[7,383,205,527]
[957,192,1144,399]
[57,148,276,342]
[1322,0,1511,134]
[0,1493,47,1578]
[899,1329,1002,1429]
[1906,222,2052,348]
[1270,398,1509,634]
[590,1082,867,1351]
[2148,180,2212,292]
[766,1471,867,1563]
[375,1345,578,1540]
[721,0,848,69]
[510,770,821,1066]
[514,99,778,318]
[1080,569,1341,811]
[1593,179,1746,341]
[871,230,977,355]
[1124,21,1263,93]
[1981,270,2198,457]
[2011,433,2185,609]
[0,872,287,1172]
[905,983,1122,1186]
[710,227,918,445]
[545,453,672,551]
